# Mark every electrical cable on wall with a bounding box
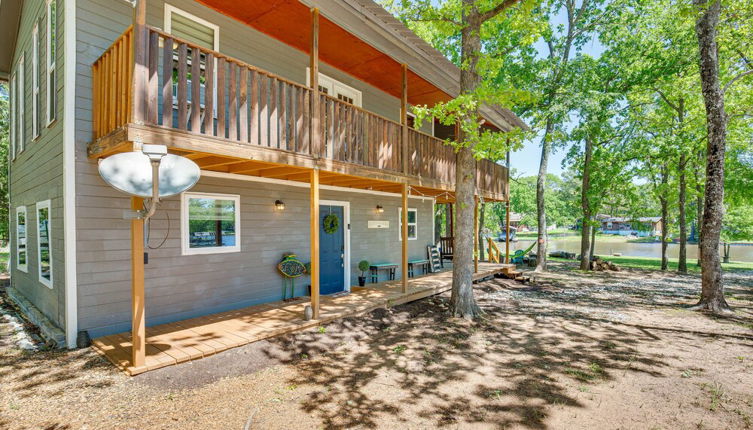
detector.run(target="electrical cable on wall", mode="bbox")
[143,201,170,249]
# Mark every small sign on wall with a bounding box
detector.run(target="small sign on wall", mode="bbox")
[368,220,389,229]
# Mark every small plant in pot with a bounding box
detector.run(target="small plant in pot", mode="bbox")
[358,260,370,286]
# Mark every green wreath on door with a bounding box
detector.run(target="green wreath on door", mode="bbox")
[323,213,340,234]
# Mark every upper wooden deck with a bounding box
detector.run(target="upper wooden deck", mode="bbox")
[88,26,508,202]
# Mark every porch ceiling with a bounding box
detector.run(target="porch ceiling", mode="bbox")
[195,0,451,108]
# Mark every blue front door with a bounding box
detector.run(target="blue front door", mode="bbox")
[320,205,345,295]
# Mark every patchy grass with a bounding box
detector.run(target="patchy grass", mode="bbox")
[0,252,8,273]
[550,255,753,273]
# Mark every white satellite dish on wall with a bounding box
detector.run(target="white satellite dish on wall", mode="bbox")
[98,144,200,220]
[99,151,200,198]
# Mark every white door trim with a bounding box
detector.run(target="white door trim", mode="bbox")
[319,200,351,292]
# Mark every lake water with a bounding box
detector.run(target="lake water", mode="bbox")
[510,239,753,263]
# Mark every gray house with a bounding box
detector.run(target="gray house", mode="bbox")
[0,0,523,364]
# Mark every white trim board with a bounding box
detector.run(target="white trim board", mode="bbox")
[199,170,436,202]
[319,200,351,292]
[63,0,78,349]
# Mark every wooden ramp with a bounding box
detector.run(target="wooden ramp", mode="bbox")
[92,263,511,375]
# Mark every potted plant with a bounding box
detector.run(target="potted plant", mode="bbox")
[358,260,370,286]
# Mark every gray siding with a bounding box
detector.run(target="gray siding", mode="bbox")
[74,0,437,337]
[9,0,66,330]
[77,175,434,338]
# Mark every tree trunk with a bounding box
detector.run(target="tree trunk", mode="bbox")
[692,0,730,313]
[535,119,553,272]
[579,136,593,270]
[678,98,688,274]
[660,199,669,270]
[590,223,597,261]
[678,152,688,273]
[435,204,444,244]
[695,150,704,266]
[449,0,483,319]
[659,163,669,271]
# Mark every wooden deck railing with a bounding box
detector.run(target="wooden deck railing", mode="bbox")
[92,26,134,140]
[91,26,508,197]
[487,237,502,263]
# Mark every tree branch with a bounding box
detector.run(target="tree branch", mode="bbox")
[723,69,753,95]
[479,0,522,22]
[654,88,679,112]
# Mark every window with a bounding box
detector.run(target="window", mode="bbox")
[36,200,52,288]
[46,0,57,125]
[398,208,418,241]
[181,192,240,255]
[165,5,219,117]
[165,4,219,51]
[306,70,362,107]
[17,55,25,155]
[16,207,28,272]
[32,23,41,139]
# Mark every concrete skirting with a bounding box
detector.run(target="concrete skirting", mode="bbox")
[6,287,66,347]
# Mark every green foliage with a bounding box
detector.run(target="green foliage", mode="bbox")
[721,205,753,242]
[382,0,540,159]
[505,170,579,230]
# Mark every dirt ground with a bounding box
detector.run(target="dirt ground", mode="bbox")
[1,262,752,429]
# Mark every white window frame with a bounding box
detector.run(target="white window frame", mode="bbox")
[36,200,53,288]
[398,207,418,241]
[164,4,219,115]
[181,192,241,255]
[17,55,25,154]
[32,23,40,139]
[16,206,28,273]
[164,4,220,51]
[46,0,57,126]
[306,69,362,107]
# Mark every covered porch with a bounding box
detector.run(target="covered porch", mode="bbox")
[92,262,512,375]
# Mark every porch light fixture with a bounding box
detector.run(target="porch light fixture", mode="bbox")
[275,200,285,211]
[376,205,384,213]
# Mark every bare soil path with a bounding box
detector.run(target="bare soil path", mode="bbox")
[1,262,752,429]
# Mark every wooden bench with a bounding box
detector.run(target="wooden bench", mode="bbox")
[408,259,430,277]
[369,263,398,283]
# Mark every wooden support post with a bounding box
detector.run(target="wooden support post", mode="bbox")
[505,200,511,264]
[401,64,409,174]
[401,183,409,293]
[131,0,147,124]
[130,197,145,369]
[474,196,479,273]
[310,169,320,319]
[505,150,511,264]
[309,8,321,157]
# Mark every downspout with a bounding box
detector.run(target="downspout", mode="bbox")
[63,0,79,348]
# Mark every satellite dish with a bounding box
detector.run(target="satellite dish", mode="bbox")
[99,151,200,198]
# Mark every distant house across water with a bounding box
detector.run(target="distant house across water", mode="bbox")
[598,216,662,237]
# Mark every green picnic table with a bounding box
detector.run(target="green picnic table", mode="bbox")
[408,259,430,277]
[369,263,397,283]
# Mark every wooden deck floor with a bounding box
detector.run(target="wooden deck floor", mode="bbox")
[92,263,511,375]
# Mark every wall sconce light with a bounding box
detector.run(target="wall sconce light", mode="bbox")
[275,200,285,211]
[376,205,384,213]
